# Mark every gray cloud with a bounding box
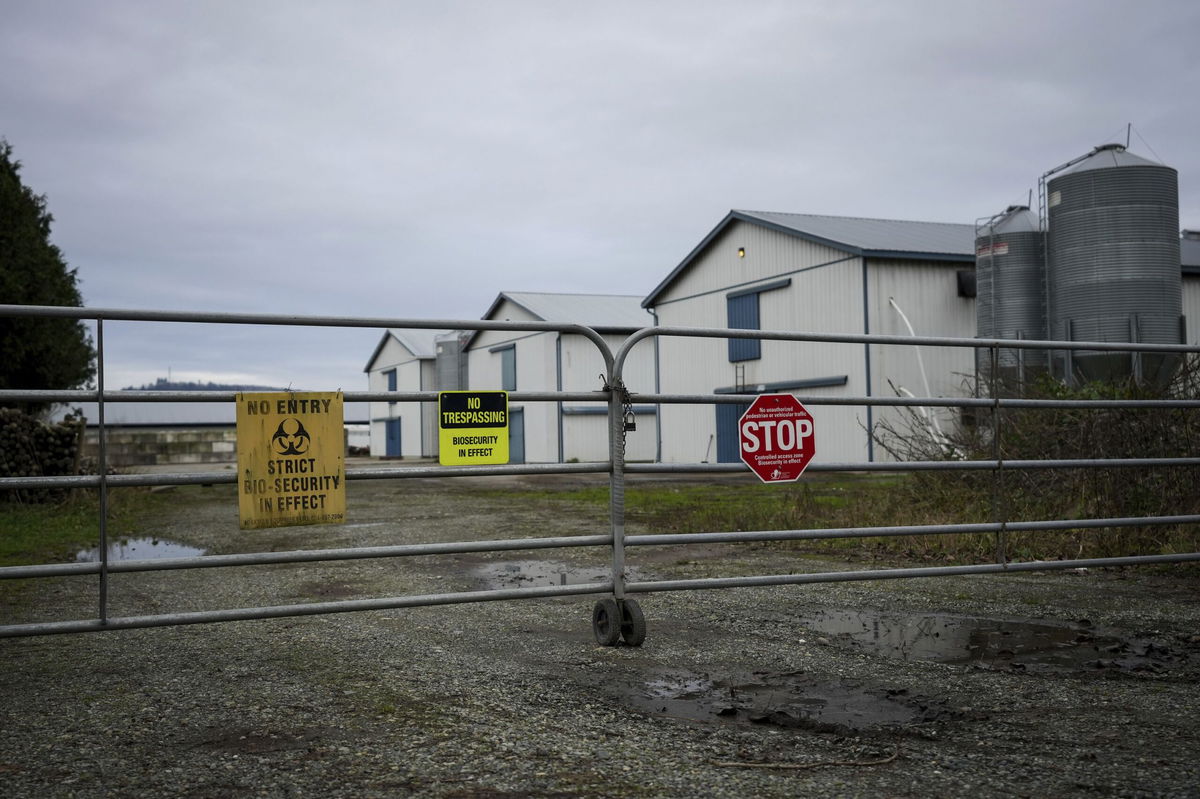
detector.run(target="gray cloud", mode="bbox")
[3,0,1197,392]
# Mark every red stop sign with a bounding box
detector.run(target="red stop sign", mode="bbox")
[739,393,816,483]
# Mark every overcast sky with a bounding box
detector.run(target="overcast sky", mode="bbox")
[3,0,1198,397]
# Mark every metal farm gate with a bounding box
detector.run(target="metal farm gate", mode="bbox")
[2,304,1199,643]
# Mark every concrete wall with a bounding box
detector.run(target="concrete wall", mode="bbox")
[84,427,237,466]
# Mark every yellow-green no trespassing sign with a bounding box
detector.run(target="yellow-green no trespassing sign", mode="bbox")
[438,391,508,465]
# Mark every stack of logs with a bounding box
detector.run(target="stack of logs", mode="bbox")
[0,408,85,502]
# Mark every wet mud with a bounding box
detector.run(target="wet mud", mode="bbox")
[472,558,644,589]
[622,668,959,736]
[800,608,1198,674]
[477,559,1199,740]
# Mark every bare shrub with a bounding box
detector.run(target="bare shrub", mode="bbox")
[871,355,1200,561]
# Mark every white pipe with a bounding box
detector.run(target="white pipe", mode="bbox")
[888,297,949,445]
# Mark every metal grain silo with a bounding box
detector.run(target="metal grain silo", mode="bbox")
[975,205,1046,377]
[1045,144,1183,384]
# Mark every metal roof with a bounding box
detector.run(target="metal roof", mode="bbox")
[363,328,449,372]
[462,291,652,349]
[491,291,652,329]
[1183,232,1200,274]
[387,329,446,360]
[740,210,976,257]
[981,206,1040,236]
[1058,143,1166,176]
[643,209,975,307]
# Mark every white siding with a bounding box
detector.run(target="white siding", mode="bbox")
[654,220,854,304]
[1184,276,1200,345]
[561,333,658,463]
[653,223,871,464]
[419,359,438,457]
[469,298,542,352]
[650,221,978,464]
[465,319,658,463]
[867,260,976,453]
[366,336,432,459]
[466,329,554,462]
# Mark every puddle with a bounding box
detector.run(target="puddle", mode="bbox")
[627,669,952,735]
[803,609,1192,673]
[473,559,640,589]
[76,537,207,562]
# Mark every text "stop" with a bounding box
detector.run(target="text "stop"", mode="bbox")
[740,418,813,452]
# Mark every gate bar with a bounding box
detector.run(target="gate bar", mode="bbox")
[0,304,621,376]
[0,533,613,579]
[623,457,1200,473]
[9,389,1200,409]
[622,392,1200,409]
[610,322,1199,354]
[0,389,610,403]
[625,552,1200,595]
[623,513,1200,547]
[5,513,1195,581]
[4,456,1198,492]
[0,581,613,639]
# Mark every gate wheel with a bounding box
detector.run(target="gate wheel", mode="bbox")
[592,599,622,646]
[620,598,646,647]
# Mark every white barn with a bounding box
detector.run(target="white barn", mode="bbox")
[642,210,979,465]
[465,292,658,464]
[364,329,448,458]
[1184,231,1200,343]
[361,225,1198,467]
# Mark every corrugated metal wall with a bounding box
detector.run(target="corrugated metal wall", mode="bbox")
[367,336,408,458]
[465,325,657,463]
[867,259,977,450]
[420,359,438,458]
[652,221,874,463]
[649,222,981,464]
[394,359,424,459]
[1184,277,1200,345]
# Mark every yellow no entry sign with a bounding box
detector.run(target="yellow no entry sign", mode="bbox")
[236,391,346,529]
[438,391,509,465]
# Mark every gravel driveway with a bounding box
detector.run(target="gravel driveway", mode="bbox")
[2,474,1198,797]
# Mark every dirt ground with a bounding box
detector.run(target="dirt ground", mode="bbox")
[2,472,1199,797]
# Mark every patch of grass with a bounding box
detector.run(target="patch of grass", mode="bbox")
[471,484,610,506]
[0,488,172,566]
[0,497,99,565]
[601,470,1200,565]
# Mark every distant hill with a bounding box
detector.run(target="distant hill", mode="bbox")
[123,378,286,392]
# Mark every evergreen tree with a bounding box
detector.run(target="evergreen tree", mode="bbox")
[0,139,96,413]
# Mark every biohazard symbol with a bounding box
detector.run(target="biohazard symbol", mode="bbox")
[271,418,311,456]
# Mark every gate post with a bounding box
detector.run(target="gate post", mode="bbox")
[97,317,110,624]
[607,376,627,601]
[990,344,1008,566]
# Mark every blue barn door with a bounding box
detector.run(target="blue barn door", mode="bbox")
[385,419,402,457]
[715,402,750,463]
